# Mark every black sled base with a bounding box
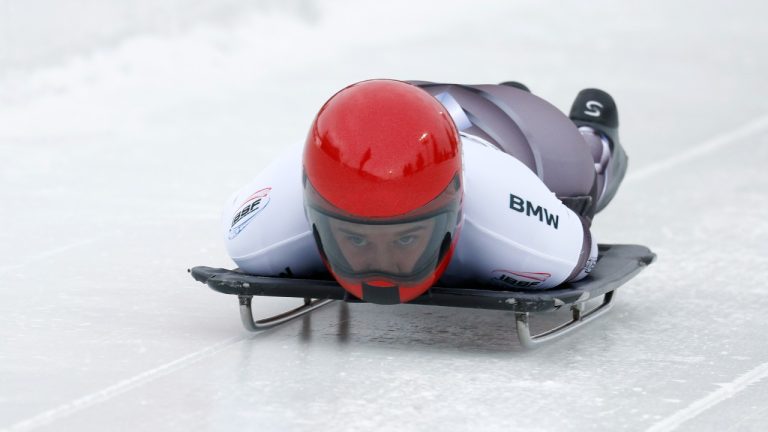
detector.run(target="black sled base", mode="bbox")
[189,244,655,348]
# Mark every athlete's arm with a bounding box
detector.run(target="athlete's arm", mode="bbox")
[442,135,597,289]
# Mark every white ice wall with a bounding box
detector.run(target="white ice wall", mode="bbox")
[0,0,316,71]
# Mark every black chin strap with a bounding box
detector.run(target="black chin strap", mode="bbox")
[361,282,401,305]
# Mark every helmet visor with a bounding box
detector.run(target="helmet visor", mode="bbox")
[308,207,457,284]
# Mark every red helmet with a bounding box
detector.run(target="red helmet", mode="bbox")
[303,79,463,304]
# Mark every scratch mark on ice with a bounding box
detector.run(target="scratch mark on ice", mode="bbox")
[645,361,768,432]
[626,113,768,183]
[0,238,101,275]
[3,336,245,432]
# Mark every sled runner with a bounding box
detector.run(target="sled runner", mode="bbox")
[189,244,655,347]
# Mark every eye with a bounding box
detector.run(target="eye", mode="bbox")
[347,235,368,247]
[397,235,417,246]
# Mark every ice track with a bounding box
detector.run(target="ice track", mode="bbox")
[2,1,768,431]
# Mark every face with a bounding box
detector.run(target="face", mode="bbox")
[328,218,437,276]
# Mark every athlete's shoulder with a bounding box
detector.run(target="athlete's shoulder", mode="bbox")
[448,133,589,289]
[222,142,309,261]
[461,133,548,191]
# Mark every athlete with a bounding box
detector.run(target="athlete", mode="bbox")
[222,79,628,304]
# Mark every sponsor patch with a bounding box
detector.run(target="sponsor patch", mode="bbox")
[509,193,559,229]
[228,187,272,239]
[491,270,551,289]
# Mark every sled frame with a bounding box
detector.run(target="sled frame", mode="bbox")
[190,244,655,347]
[514,291,614,348]
[234,292,614,347]
[237,295,334,331]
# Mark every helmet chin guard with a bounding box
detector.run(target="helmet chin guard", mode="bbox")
[303,79,463,304]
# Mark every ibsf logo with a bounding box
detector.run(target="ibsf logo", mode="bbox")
[491,270,551,289]
[228,187,272,240]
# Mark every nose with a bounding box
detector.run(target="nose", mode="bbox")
[366,245,400,274]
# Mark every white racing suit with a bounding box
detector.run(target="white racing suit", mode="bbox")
[223,83,623,290]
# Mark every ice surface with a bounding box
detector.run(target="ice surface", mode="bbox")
[2,1,768,431]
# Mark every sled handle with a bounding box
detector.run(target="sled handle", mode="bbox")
[515,291,615,348]
[238,295,335,331]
